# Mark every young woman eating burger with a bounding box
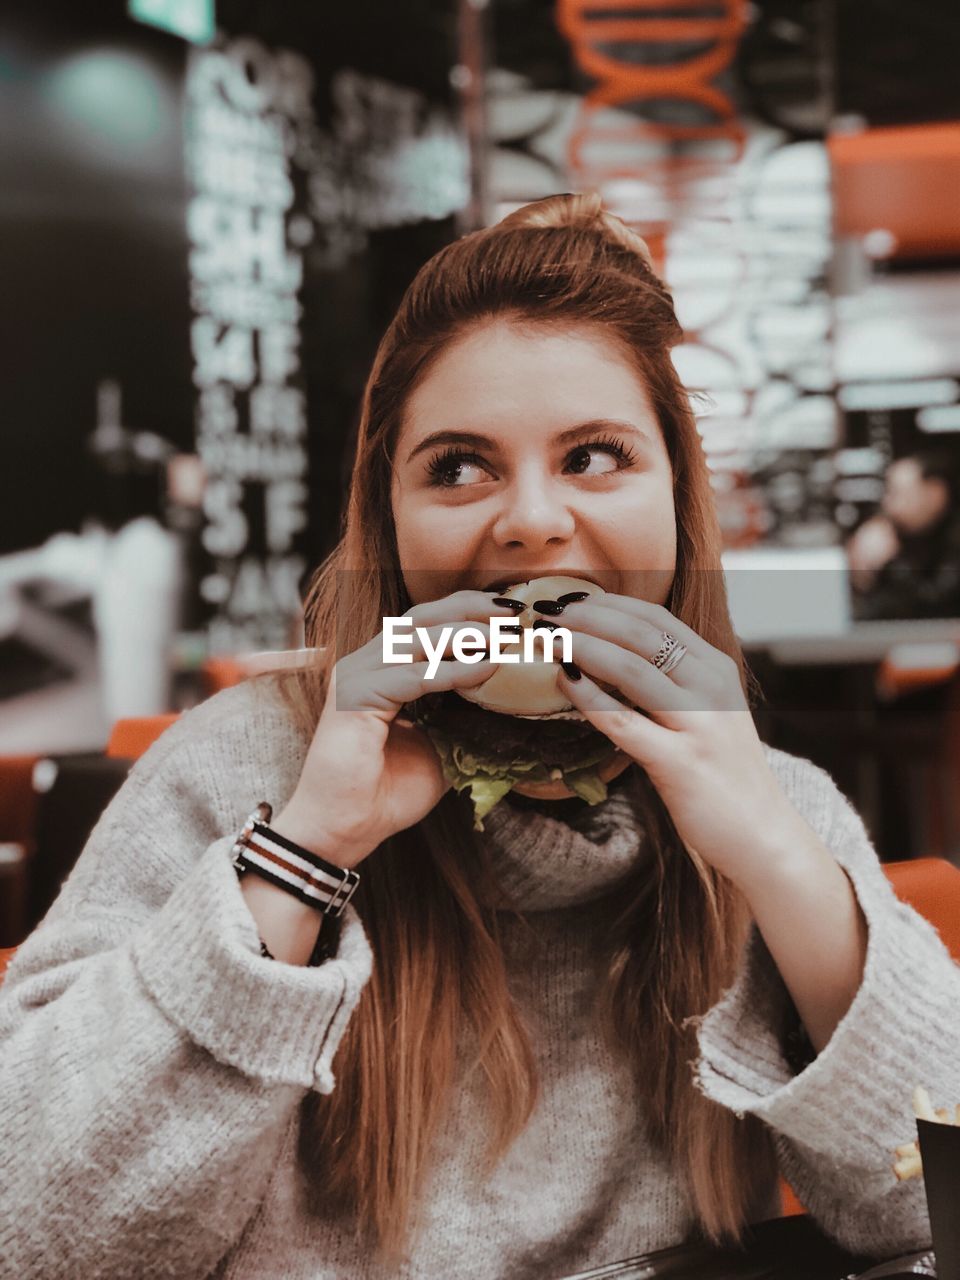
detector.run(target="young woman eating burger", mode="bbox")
[2,193,959,1280]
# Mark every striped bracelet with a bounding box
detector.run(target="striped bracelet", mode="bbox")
[231,802,360,919]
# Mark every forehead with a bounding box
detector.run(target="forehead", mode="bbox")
[400,318,659,437]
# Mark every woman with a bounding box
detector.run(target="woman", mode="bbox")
[2,193,958,1280]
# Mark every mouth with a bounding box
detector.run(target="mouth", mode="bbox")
[480,571,608,593]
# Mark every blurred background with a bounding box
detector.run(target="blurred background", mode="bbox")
[2,0,959,942]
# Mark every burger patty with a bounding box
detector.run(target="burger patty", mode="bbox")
[415,692,616,769]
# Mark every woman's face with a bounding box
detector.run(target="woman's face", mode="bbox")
[390,318,677,605]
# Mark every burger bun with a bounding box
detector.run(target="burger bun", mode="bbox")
[458,575,605,717]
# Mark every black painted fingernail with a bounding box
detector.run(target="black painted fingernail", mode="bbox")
[560,661,581,680]
[532,599,565,616]
[498,623,523,634]
[557,591,590,604]
[492,597,526,612]
[531,619,560,631]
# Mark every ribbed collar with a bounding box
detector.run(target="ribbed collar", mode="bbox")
[477,773,650,911]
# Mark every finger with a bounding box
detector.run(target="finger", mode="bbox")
[336,657,497,713]
[554,602,705,691]
[348,594,518,669]
[561,593,715,663]
[405,621,492,664]
[557,667,677,764]
[564,632,692,718]
[355,620,494,669]
[405,590,525,629]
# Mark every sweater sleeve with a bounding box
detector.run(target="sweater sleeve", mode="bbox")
[0,681,373,1280]
[692,747,960,1258]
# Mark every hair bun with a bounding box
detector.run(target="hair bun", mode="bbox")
[497,193,655,270]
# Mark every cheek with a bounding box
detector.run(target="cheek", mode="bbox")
[608,484,676,557]
[393,493,479,562]
[610,486,676,605]
[391,490,483,603]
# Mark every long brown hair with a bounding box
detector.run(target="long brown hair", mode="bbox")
[275,192,776,1259]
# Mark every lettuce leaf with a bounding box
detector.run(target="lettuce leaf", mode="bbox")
[423,723,611,830]
[562,766,609,806]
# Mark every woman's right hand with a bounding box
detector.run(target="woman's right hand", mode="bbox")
[270,591,513,869]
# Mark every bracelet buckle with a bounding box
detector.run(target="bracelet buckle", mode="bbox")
[232,802,360,919]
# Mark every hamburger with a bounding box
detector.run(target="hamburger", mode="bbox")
[413,575,630,829]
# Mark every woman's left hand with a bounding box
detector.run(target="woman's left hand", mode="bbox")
[555,593,800,888]
[554,593,871,1056]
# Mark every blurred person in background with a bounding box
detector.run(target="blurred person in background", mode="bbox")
[848,451,960,620]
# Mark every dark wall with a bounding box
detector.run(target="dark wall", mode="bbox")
[835,0,960,126]
[1,3,192,550]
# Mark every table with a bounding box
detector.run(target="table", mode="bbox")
[746,618,960,668]
[557,1215,896,1280]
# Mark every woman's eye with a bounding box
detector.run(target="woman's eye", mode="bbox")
[565,439,635,476]
[426,450,490,488]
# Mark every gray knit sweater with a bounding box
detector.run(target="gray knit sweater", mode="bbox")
[1,674,958,1280]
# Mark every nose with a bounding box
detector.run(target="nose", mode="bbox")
[490,468,576,549]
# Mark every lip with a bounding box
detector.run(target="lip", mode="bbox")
[480,570,608,593]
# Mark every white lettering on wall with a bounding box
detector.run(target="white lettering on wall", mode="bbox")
[185,37,312,651]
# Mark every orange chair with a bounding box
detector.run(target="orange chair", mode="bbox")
[105,715,181,761]
[885,858,960,961]
[830,121,960,261]
[876,647,959,703]
[201,656,249,696]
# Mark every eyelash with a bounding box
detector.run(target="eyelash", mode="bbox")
[425,434,639,487]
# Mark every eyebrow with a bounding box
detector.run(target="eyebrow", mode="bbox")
[403,418,655,466]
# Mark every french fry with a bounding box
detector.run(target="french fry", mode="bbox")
[891,1086,960,1183]
[913,1085,937,1122]
[894,1153,923,1182]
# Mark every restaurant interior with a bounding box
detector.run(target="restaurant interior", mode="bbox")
[3,0,959,946]
[2,1,960,1275]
